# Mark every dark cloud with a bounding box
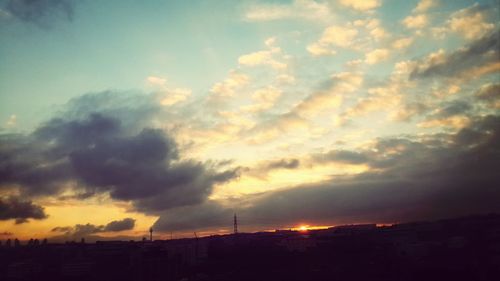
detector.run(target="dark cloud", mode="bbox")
[410,29,500,79]
[313,150,369,165]
[154,114,500,232]
[52,223,101,236]
[0,132,73,196]
[154,202,232,232]
[129,162,238,213]
[475,83,500,107]
[266,158,300,169]
[61,91,164,131]
[418,100,473,125]
[51,226,72,233]
[242,158,300,180]
[104,218,135,232]
[52,217,136,239]
[432,100,472,119]
[0,91,237,213]
[0,231,13,236]
[0,196,47,224]
[454,115,499,147]
[68,223,103,236]
[4,0,74,26]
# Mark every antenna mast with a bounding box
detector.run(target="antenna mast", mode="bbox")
[233,213,238,234]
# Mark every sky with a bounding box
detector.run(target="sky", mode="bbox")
[0,0,499,241]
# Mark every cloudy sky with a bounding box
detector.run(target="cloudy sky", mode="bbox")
[1,0,499,241]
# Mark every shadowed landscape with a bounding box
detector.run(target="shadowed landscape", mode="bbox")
[1,214,500,281]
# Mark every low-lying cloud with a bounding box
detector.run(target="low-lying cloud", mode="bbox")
[0,196,47,224]
[50,217,137,241]
[52,217,136,236]
[104,218,136,232]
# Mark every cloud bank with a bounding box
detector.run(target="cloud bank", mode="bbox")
[0,91,238,223]
[52,217,136,236]
[50,217,137,241]
[154,114,500,231]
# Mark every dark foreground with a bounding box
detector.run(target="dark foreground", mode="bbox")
[1,214,499,281]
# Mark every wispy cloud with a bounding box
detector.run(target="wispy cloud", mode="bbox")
[338,0,381,12]
[244,0,331,22]
[3,0,75,27]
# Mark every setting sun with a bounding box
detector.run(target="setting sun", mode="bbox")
[291,225,331,232]
[298,225,309,231]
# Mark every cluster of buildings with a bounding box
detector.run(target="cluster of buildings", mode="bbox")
[0,214,499,280]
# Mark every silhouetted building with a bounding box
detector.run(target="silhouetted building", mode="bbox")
[0,215,499,281]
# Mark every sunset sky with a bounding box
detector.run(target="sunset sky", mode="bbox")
[1,0,499,241]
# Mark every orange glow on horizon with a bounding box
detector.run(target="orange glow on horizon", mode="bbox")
[291,225,331,232]
[298,225,309,231]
